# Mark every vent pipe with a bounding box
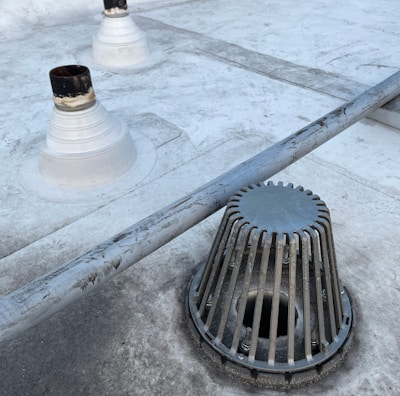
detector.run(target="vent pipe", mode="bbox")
[103,0,128,15]
[92,0,149,68]
[39,65,136,188]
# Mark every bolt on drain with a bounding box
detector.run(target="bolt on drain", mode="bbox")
[187,182,354,388]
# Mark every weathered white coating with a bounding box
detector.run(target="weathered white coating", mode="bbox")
[1,71,400,344]
[39,101,136,188]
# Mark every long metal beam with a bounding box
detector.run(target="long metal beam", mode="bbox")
[1,71,400,344]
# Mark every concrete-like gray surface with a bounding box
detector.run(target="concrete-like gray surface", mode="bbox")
[0,0,399,394]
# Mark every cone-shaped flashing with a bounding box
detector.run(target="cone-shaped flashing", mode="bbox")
[40,65,136,188]
[92,2,149,67]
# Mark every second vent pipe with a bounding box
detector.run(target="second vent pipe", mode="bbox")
[92,0,149,67]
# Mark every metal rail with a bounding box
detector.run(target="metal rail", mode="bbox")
[1,71,400,344]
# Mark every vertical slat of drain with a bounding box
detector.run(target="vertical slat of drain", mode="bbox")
[248,233,272,363]
[196,208,234,296]
[205,220,247,330]
[215,223,251,344]
[199,214,241,316]
[300,231,312,361]
[324,220,343,326]
[287,234,297,365]
[310,227,328,353]
[316,221,337,340]
[197,210,239,305]
[268,234,285,365]
[316,209,343,327]
[230,230,260,355]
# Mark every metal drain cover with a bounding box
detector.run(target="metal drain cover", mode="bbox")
[187,182,354,388]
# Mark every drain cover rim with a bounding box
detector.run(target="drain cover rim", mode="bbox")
[187,266,354,376]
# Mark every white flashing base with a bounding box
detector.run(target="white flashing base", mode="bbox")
[92,14,149,68]
[39,101,136,188]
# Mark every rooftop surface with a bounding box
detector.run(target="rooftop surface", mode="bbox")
[0,0,399,394]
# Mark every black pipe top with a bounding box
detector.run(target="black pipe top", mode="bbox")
[49,65,93,98]
[103,0,127,11]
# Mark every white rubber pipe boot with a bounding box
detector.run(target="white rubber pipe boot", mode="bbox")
[39,65,136,188]
[92,0,149,68]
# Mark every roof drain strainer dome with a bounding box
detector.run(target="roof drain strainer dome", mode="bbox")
[187,182,354,388]
[39,65,136,188]
[92,0,149,68]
